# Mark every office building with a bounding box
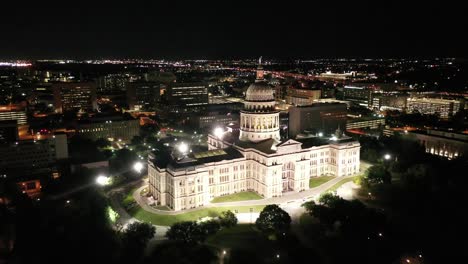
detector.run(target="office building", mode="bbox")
[77,115,140,141]
[0,133,68,172]
[405,130,468,159]
[406,97,462,118]
[0,120,18,143]
[148,63,360,211]
[166,82,208,109]
[343,86,373,107]
[288,103,347,138]
[346,116,386,130]
[0,104,27,125]
[126,81,161,110]
[52,82,97,113]
[371,93,409,111]
[286,87,321,106]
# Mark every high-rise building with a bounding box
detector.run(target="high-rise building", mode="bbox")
[97,74,130,94]
[343,85,373,107]
[286,87,321,106]
[406,97,462,118]
[126,81,161,110]
[165,82,208,112]
[52,82,97,113]
[288,103,347,138]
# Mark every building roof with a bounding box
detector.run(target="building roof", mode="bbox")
[152,147,244,171]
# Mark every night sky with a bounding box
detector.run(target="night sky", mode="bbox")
[1,1,467,59]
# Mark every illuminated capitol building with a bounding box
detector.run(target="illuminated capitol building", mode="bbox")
[148,61,361,211]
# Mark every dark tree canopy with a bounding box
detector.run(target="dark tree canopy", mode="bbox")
[219,210,238,228]
[255,204,291,235]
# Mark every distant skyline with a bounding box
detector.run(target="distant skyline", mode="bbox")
[1,1,467,59]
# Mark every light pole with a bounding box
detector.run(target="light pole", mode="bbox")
[96,175,111,186]
[133,161,144,174]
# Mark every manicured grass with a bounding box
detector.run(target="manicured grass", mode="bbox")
[309,176,336,188]
[129,205,265,226]
[325,176,359,193]
[211,191,263,203]
[122,187,137,207]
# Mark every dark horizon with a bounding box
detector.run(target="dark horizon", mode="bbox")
[1,1,467,60]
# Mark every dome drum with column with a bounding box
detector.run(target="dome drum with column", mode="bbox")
[240,60,281,142]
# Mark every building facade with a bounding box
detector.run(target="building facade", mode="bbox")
[0,105,27,125]
[286,88,321,106]
[406,97,462,118]
[148,63,361,211]
[77,116,140,141]
[126,81,161,110]
[346,117,386,130]
[52,82,97,113]
[405,130,468,159]
[0,133,68,172]
[288,103,347,138]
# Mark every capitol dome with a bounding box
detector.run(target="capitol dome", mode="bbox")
[245,81,275,101]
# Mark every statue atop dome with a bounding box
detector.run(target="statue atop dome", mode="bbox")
[256,56,264,81]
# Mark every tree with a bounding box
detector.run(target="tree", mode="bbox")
[255,205,291,235]
[318,192,343,207]
[198,219,221,237]
[95,138,111,148]
[121,222,156,261]
[131,136,144,146]
[365,165,391,185]
[165,221,203,244]
[219,210,238,228]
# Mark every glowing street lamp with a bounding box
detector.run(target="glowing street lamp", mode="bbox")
[214,127,224,139]
[96,175,111,186]
[384,154,391,160]
[318,132,323,137]
[178,142,189,154]
[133,161,144,173]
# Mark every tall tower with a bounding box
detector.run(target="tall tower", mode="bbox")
[239,58,280,142]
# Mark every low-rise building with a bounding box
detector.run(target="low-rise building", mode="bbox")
[405,130,468,159]
[77,115,140,141]
[406,97,462,118]
[346,116,386,130]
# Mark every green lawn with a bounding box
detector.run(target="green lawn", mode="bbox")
[129,205,265,226]
[309,176,336,188]
[122,187,137,208]
[211,191,263,203]
[325,176,360,193]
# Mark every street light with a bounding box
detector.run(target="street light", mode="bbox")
[96,175,111,186]
[384,154,391,160]
[214,127,224,139]
[178,142,189,154]
[133,162,144,173]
